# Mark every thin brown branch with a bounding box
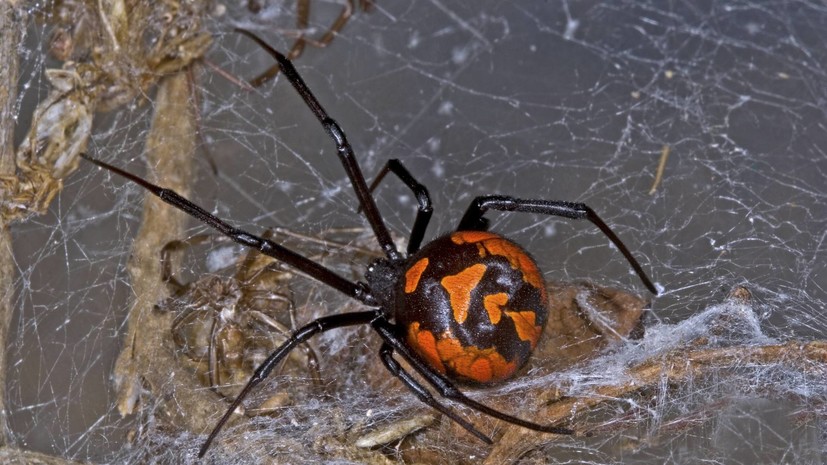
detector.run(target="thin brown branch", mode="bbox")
[648,145,670,195]
[0,447,88,465]
[0,2,25,448]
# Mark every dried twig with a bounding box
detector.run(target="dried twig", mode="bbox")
[648,145,670,195]
[0,447,87,465]
[0,1,25,448]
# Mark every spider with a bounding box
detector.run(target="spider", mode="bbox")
[160,227,387,403]
[158,230,320,402]
[80,29,658,457]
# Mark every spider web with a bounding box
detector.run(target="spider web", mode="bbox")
[5,0,827,464]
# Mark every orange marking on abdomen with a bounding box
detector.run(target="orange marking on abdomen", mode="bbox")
[404,257,430,293]
[481,238,545,290]
[452,232,546,291]
[435,335,518,384]
[407,328,520,384]
[406,322,446,374]
[440,263,487,324]
[450,230,498,245]
[504,310,542,347]
[483,292,508,325]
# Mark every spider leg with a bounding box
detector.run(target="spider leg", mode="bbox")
[236,29,403,262]
[372,319,575,438]
[198,309,382,458]
[161,233,230,290]
[249,0,362,88]
[207,312,224,392]
[361,159,433,255]
[458,195,658,294]
[378,343,492,444]
[248,0,314,87]
[233,227,290,283]
[246,309,323,388]
[80,153,377,306]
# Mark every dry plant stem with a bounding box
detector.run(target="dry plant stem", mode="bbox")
[0,447,87,465]
[111,71,216,433]
[0,2,24,448]
[648,145,670,195]
[484,339,827,464]
[355,414,436,448]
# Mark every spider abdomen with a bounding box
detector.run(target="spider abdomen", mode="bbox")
[396,231,548,385]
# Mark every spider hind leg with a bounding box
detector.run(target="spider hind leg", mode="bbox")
[379,343,493,444]
[371,318,574,442]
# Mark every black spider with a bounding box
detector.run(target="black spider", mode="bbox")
[81,29,658,457]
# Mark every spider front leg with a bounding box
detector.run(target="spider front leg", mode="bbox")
[458,195,658,294]
[363,159,433,255]
[237,29,403,262]
[80,153,371,303]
